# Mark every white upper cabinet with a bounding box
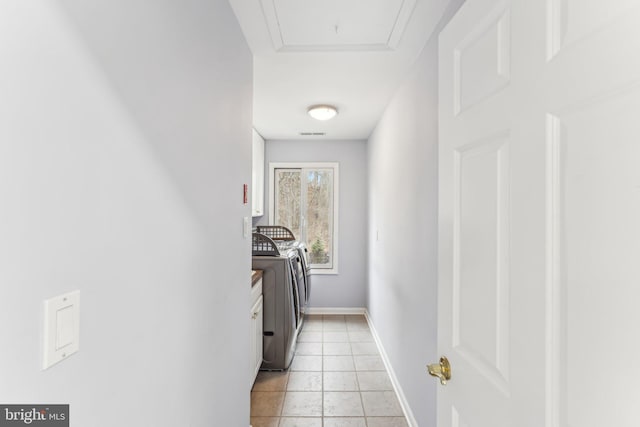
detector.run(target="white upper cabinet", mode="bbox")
[252,129,265,217]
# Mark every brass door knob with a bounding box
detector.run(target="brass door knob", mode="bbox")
[427,356,451,385]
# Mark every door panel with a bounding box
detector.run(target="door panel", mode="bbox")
[454,136,510,394]
[547,81,640,427]
[454,5,511,114]
[451,406,470,427]
[548,0,638,59]
[547,3,640,106]
[545,2,640,426]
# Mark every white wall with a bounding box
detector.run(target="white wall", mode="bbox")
[259,139,367,308]
[0,1,252,426]
[366,0,464,425]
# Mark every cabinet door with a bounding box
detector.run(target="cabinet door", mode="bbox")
[251,129,265,217]
[249,299,256,388]
[254,295,263,379]
[250,294,263,386]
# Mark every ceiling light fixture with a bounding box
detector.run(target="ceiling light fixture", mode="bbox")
[307,104,338,121]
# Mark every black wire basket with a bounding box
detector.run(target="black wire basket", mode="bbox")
[252,233,281,256]
[256,225,297,241]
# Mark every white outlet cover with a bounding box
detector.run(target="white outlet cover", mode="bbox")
[43,290,80,369]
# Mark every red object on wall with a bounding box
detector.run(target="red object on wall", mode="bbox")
[243,184,248,204]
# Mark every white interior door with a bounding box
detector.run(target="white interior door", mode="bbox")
[437,0,640,426]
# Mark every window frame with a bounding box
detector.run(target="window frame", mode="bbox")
[268,162,339,275]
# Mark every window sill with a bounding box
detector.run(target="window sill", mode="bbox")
[310,269,339,276]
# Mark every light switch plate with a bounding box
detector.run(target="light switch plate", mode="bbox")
[243,216,250,238]
[43,290,80,370]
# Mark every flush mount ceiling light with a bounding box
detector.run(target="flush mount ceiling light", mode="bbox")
[307,104,338,121]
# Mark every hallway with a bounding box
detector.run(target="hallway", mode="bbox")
[250,315,409,427]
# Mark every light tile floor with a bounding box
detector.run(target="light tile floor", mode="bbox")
[251,315,409,427]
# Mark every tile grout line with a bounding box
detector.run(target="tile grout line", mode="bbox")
[355,337,369,427]
[356,318,369,427]
[279,362,291,424]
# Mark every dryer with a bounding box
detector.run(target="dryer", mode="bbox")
[256,226,311,314]
[252,233,303,370]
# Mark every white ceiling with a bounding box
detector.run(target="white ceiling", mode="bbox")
[229,0,449,140]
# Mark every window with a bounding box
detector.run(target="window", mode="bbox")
[269,163,339,274]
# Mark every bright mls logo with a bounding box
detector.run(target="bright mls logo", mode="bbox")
[0,406,68,426]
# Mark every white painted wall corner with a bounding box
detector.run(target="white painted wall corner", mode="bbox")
[365,309,419,427]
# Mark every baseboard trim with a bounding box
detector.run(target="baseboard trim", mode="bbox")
[365,309,419,427]
[305,307,366,315]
